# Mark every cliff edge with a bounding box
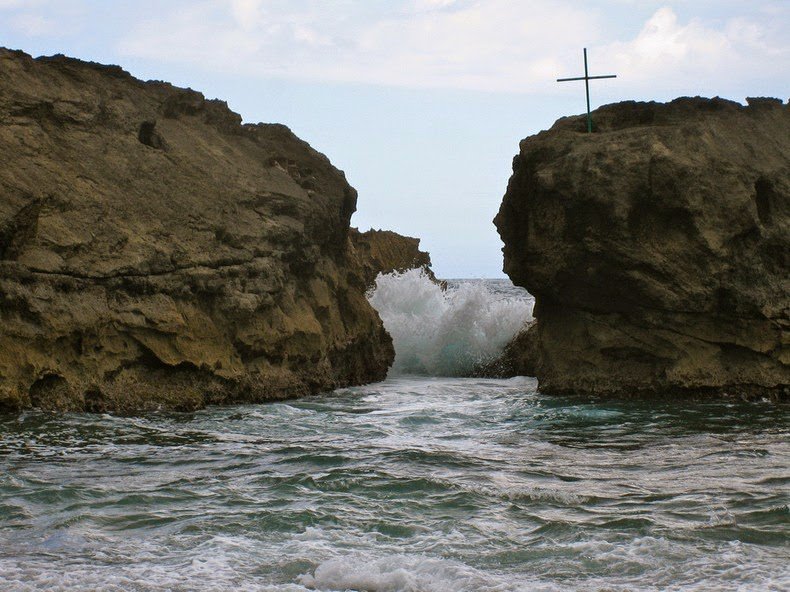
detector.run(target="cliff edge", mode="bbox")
[0,49,395,413]
[495,97,789,397]
[349,228,435,287]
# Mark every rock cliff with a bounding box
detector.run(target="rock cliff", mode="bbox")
[0,48,395,413]
[495,97,789,397]
[349,228,434,287]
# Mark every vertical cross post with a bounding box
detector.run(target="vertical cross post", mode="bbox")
[557,48,617,133]
[583,48,591,133]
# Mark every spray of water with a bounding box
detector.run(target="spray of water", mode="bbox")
[367,269,533,377]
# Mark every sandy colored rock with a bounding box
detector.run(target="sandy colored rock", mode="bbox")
[0,48,395,413]
[495,97,789,397]
[349,228,434,287]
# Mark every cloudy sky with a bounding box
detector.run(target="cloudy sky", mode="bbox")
[1,0,788,276]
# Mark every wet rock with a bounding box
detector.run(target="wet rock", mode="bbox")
[471,322,538,378]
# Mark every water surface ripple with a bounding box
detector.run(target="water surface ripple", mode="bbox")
[1,377,788,591]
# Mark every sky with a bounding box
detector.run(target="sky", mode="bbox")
[1,1,788,277]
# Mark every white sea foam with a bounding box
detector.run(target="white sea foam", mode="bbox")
[367,270,532,376]
[298,554,522,592]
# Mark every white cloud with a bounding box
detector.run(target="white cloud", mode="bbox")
[1,0,84,37]
[10,0,770,96]
[229,0,263,27]
[9,12,56,36]
[597,6,788,93]
[116,0,600,93]
[413,0,463,11]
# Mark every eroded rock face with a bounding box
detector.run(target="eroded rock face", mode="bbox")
[349,228,435,287]
[0,48,394,413]
[495,97,789,397]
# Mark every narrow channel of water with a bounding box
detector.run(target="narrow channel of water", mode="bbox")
[1,277,787,591]
[1,375,787,591]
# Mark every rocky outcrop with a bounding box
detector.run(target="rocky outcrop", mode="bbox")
[0,48,395,413]
[349,228,434,287]
[495,97,789,397]
[472,322,537,379]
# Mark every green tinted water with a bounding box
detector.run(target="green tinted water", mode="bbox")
[1,376,788,591]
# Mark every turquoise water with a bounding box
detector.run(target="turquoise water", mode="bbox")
[1,376,788,591]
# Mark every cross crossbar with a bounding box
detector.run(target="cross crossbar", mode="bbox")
[556,48,617,133]
[556,75,616,82]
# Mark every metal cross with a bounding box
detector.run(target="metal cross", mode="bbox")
[557,48,616,133]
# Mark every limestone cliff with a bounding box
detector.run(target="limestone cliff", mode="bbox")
[0,48,395,413]
[495,97,789,397]
[349,228,434,287]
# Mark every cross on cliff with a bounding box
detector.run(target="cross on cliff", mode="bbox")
[557,48,617,133]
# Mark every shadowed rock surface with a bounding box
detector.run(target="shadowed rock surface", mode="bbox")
[495,97,789,397]
[349,228,434,287]
[471,322,537,379]
[0,48,397,413]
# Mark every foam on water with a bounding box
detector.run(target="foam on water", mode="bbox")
[298,553,521,592]
[367,270,533,376]
[2,301,788,592]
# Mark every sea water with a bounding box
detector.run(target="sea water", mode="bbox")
[0,275,787,591]
[368,270,534,376]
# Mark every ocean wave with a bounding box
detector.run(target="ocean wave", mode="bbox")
[367,270,532,376]
[298,553,521,592]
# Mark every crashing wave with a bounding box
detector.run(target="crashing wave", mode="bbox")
[367,270,532,377]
